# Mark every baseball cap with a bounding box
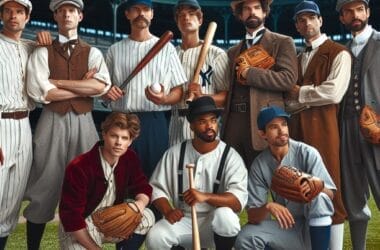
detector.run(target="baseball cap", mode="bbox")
[0,0,32,14]
[336,0,369,12]
[174,0,201,10]
[231,0,273,12]
[186,96,223,122]
[125,0,152,9]
[49,0,84,11]
[257,106,290,130]
[293,1,321,20]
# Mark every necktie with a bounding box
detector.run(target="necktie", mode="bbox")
[305,46,312,53]
[61,39,78,55]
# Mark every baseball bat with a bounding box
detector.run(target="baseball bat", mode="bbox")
[186,164,201,250]
[102,30,174,108]
[186,22,217,104]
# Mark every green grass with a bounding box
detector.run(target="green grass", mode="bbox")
[6,199,380,249]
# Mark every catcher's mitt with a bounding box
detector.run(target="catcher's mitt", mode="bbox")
[359,105,380,145]
[271,165,324,203]
[235,44,275,83]
[92,202,142,239]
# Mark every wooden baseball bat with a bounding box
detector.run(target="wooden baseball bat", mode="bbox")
[186,163,201,250]
[102,30,174,108]
[186,21,217,104]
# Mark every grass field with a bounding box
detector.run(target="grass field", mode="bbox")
[6,198,380,249]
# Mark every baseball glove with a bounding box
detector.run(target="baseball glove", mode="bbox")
[271,165,324,203]
[92,202,142,239]
[359,105,380,145]
[235,44,275,83]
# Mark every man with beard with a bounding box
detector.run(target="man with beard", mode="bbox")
[336,0,380,249]
[285,1,352,249]
[235,106,336,250]
[222,0,297,168]
[103,0,187,178]
[147,96,247,249]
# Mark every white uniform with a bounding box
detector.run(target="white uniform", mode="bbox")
[169,45,230,146]
[0,34,35,237]
[146,140,248,249]
[235,139,336,250]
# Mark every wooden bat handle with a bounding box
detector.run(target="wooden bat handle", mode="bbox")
[186,22,217,104]
[186,164,201,250]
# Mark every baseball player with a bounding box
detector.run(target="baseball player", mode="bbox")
[235,106,336,250]
[23,0,111,248]
[336,0,380,249]
[285,1,352,249]
[104,0,187,178]
[169,0,230,146]
[0,0,34,248]
[222,0,298,168]
[147,96,248,249]
[59,112,153,250]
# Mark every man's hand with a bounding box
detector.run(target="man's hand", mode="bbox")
[186,82,202,100]
[145,85,166,105]
[36,31,52,46]
[103,86,124,101]
[163,208,184,224]
[183,188,209,206]
[82,68,97,80]
[265,202,295,229]
[0,147,4,166]
[286,84,301,100]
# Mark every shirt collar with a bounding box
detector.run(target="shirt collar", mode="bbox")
[58,34,78,43]
[306,34,328,50]
[245,27,266,40]
[352,25,373,45]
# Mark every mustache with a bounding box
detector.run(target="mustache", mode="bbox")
[132,15,150,25]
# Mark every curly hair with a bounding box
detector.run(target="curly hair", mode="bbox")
[101,112,141,140]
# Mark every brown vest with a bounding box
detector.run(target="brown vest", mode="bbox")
[289,39,348,224]
[45,39,93,115]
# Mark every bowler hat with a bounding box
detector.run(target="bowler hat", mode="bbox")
[186,96,223,122]
[0,0,32,14]
[49,0,83,11]
[231,0,273,12]
[125,0,152,9]
[174,0,201,10]
[293,1,321,20]
[336,0,369,12]
[257,106,290,130]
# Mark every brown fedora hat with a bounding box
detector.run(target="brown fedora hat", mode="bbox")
[231,0,273,12]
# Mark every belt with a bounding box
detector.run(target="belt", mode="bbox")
[177,108,188,117]
[230,102,249,113]
[1,110,29,119]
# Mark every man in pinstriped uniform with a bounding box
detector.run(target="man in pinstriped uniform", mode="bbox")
[104,0,187,178]
[169,0,230,146]
[0,0,34,249]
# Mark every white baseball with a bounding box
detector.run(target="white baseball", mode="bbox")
[150,83,162,94]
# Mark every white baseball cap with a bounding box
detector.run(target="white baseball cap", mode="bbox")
[0,0,32,14]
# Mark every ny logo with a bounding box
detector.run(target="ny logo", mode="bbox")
[200,65,213,87]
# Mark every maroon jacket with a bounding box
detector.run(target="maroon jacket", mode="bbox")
[59,142,152,232]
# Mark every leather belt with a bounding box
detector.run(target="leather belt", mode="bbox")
[230,102,249,113]
[1,111,29,119]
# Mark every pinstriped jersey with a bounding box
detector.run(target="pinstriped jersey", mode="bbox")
[106,36,187,112]
[0,34,35,111]
[169,44,230,146]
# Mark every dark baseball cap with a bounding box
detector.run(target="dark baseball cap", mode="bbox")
[336,0,369,12]
[257,106,290,130]
[125,0,152,9]
[293,1,321,20]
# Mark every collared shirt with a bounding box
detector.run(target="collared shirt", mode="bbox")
[351,25,373,57]
[26,35,111,104]
[245,27,265,47]
[0,33,35,111]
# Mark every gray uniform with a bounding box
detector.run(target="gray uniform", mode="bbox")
[235,139,335,250]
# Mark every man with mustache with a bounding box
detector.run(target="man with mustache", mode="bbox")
[235,106,336,250]
[222,0,297,168]
[336,0,380,249]
[147,96,247,249]
[285,2,352,249]
[103,0,187,179]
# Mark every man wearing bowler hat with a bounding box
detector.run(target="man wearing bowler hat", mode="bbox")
[147,96,247,249]
[24,0,111,248]
[336,0,380,249]
[286,1,352,249]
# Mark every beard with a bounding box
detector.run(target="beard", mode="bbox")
[244,15,264,30]
[132,15,150,28]
[271,134,289,147]
[194,129,217,143]
[345,18,367,33]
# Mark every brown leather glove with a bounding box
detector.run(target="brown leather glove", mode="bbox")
[359,105,380,145]
[271,165,324,203]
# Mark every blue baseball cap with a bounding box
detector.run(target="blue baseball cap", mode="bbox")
[125,0,152,9]
[174,0,201,10]
[293,1,321,20]
[257,106,290,130]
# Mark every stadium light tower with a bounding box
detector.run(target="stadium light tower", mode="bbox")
[110,0,125,43]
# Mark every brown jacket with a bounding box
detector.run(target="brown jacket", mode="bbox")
[222,29,298,150]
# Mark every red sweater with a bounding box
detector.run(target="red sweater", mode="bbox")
[59,142,152,232]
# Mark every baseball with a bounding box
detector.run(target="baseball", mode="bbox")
[150,83,162,94]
